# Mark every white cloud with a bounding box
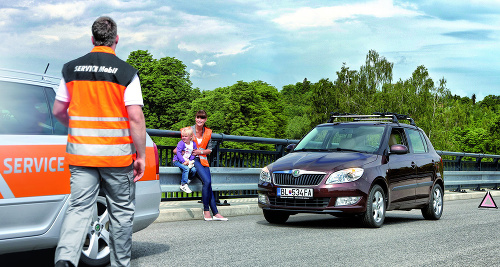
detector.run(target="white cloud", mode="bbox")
[37,1,89,20]
[273,0,421,30]
[189,68,200,77]
[206,61,216,67]
[192,59,203,68]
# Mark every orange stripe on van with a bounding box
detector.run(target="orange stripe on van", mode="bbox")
[142,146,158,181]
[0,144,157,198]
[0,145,70,198]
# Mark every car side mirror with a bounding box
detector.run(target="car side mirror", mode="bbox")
[286,144,297,152]
[390,144,408,154]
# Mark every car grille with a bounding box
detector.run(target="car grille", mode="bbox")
[269,196,331,208]
[273,173,325,186]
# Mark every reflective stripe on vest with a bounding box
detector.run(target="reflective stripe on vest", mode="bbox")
[194,127,212,167]
[63,46,137,167]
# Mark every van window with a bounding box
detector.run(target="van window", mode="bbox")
[0,80,67,135]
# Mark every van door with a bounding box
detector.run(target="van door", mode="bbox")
[0,80,70,240]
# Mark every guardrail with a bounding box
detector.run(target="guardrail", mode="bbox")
[147,129,297,201]
[147,129,500,200]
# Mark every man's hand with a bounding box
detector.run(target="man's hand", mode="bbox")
[133,158,146,182]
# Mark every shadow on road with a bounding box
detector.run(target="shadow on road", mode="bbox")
[256,213,425,228]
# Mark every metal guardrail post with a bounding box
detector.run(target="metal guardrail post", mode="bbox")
[476,156,482,171]
[456,155,462,171]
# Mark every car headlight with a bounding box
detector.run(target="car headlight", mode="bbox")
[260,166,271,183]
[326,168,364,184]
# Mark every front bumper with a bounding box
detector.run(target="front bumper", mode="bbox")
[257,181,370,214]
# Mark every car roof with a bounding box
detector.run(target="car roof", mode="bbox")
[0,68,60,88]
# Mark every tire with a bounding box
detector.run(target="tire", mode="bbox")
[80,195,111,266]
[361,185,386,228]
[421,183,443,220]
[263,209,290,224]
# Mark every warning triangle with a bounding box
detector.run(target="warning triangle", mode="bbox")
[478,192,498,209]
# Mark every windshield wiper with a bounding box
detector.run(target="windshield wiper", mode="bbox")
[334,148,363,153]
[293,148,328,152]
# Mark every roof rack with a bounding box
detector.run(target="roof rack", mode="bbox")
[327,112,416,126]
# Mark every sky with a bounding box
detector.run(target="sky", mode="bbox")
[1,0,499,101]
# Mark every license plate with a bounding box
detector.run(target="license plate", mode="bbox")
[277,188,313,199]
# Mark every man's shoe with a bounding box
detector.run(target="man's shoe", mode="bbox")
[55,260,73,267]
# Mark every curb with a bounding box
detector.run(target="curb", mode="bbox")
[155,204,261,223]
[154,190,500,223]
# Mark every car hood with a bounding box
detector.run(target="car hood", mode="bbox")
[269,151,379,173]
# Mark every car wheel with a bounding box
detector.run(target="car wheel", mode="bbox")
[361,185,386,228]
[263,209,290,224]
[421,183,443,220]
[80,195,111,266]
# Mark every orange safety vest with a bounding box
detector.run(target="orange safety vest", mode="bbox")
[62,46,138,167]
[192,126,212,167]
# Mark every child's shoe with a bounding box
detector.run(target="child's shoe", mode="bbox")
[180,184,192,194]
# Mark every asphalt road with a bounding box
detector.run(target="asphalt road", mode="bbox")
[2,198,499,266]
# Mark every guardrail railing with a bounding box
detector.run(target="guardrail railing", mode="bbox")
[147,129,500,200]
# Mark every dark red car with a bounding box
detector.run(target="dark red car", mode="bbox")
[258,114,444,227]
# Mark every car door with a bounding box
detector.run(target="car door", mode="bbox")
[386,127,417,209]
[407,128,434,204]
[0,80,70,240]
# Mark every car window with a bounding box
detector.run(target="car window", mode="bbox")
[295,125,384,153]
[44,86,68,135]
[388,128,408,147]
[419,131,429,152]
[408,129,427,153]
[0,80,67,135]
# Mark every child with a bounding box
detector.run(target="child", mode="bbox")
[173,127,197,193]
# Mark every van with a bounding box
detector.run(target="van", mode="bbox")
[0,68,161,266]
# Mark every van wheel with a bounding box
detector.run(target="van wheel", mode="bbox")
[421,184,443,220]
[361,185,386,228]
[80,195,111,266]
[263,209,290,224]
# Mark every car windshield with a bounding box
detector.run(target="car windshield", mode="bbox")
[294,124,385,154]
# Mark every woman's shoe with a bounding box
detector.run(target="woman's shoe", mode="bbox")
[203,211,212,221]
[212,214,228,221]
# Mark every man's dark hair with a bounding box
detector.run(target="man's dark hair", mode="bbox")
[92,16,117,47]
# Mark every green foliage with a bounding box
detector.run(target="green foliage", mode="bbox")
[283,50,499,155]
[126,50,196,131]
[173,80,285,150]
[126,49,499,155]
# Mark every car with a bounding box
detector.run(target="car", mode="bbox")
[258,113,444,228]
[0,69,161,266]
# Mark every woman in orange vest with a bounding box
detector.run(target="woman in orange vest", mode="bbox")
[191,110,228,221]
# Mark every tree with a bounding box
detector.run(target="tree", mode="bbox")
[126,50,198,131]
[175,80,286,149]
[280,78,313,139]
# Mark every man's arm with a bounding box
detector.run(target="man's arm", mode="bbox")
[127,105,146,182]
[52,100,70,127]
